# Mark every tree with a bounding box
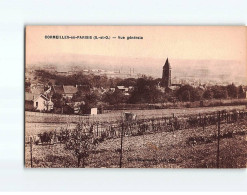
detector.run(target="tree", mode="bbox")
[103,90,127,105]
[181,90,191,101]
[117,78,137,87]
[84,91,100,106]
[238,85,245,98]
[64,123,96,167]
[176,85,203,102]
[226,84,238,98]
[52,93,63,108]
[203,89,213,100]
[128,77,165,103]
[211,86,228,99]
[192,88,203,101]
[72,90,84,102]
[25,81,31,92]
[80,91,101,114]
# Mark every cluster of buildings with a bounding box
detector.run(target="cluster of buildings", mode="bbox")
[24,58,181,113]
[25,58,247,114]
[25,84,90,112]
[44,66,139,79]
[25,58,173,113]
[25,82,134,113]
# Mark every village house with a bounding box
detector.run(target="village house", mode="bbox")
[44,86,52,96]
[63,85,78,98]
[50,85,78,98]
[116,86,133,96]
[33,94,54,111]
[92,87,107,95]
[109,88,115,92]
[51,85,64,96]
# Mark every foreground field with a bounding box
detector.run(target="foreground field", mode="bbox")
[26,105,246,123]
[26,105,246,136]
[25,118,247,168]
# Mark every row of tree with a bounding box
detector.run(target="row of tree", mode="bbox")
[35,70,122,88]
[176,84,245,102]
[36,70,246,107]
[103,80,245,104]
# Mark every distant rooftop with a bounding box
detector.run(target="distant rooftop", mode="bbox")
[63,85,78,94]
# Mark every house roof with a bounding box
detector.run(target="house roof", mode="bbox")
[34,94,49,102]
[168,86,179,91]
[63,85,78,94]
[53,85,64,94]
[117,86,129,91]
[44,87,52,95]
[117,86,125,90]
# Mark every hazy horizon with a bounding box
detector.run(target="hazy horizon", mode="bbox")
[26,26,247,84]
[26,54,246,85]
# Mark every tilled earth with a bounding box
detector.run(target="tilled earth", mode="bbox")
[25,119,247,168]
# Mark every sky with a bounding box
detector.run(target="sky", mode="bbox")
[25,26,247,83]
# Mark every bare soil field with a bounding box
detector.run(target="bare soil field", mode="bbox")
[25,105,246,136]
[25,119,247,168]
[26,105,246,123]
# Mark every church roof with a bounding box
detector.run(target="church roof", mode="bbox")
[163,58,171,69]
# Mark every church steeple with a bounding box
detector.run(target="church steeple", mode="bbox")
[163,58,170,69]
[161,58,171,88]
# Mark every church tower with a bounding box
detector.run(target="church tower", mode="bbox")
[161,58,171,88]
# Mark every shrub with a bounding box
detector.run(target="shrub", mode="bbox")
[64,123,96,167]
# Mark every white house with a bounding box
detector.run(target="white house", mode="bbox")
[33,94,54,111]
[91,108,98,115]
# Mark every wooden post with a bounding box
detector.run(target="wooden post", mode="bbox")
[129,123,132,135]
[119,122,124,168]
[199,113,201,126]
[203,116,205,132]
[30,137,33,168]
[96,123,98,137]
[217,111,220,168]
[152,117,154,132]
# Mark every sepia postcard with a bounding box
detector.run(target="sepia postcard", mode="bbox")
[25,26,247,168]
